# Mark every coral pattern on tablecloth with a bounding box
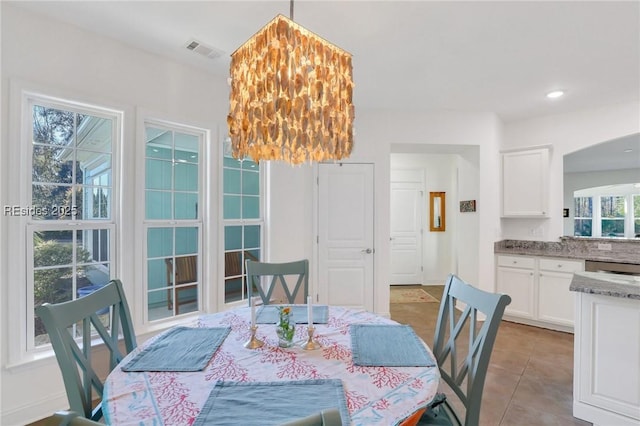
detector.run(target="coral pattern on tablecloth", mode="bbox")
[103,306,440,426]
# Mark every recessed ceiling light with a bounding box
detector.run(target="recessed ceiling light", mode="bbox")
[546,90,565,99]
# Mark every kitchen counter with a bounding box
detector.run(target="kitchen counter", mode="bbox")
[494,237,640,264]
[572,271,640,426]
[570,271,640,300]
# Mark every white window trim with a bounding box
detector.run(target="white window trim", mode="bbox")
[135,111,214,335]
[219,140,268,311]
[142,119,205,324]
[574,185,640,238]
[6,81,124,366]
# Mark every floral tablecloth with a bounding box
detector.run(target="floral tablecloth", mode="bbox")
[103,306,440,425]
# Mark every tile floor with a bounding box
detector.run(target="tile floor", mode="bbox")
[390,285,592,426]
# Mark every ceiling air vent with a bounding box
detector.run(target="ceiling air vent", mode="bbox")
[185,39,224,60]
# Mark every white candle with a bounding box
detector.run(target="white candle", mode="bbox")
[250,297,256,327]
[307,296,313,326]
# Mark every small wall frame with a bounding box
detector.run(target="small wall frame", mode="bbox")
[429,192,446,232]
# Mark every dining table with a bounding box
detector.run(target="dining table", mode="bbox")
[103,305,440,425]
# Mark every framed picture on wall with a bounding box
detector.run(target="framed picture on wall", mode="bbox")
[460,200,476,213]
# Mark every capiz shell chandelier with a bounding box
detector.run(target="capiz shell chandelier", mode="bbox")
[228,12,354,164]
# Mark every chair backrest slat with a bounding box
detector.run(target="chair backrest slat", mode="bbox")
[432,274,511,426]
[36,279,137,421]
[246,260,309,305]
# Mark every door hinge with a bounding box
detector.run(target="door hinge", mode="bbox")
[317,235,319,243]
[317,177,319,185]
[421,266,424,272]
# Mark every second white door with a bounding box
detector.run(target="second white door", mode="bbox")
[390,182,423,284]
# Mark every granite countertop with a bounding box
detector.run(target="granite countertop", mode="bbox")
[570,271,640,300]
[494,237,640,264]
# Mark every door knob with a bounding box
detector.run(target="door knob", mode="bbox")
[362,248,372,254]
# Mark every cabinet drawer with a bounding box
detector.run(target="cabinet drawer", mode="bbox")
[497,255,535,269]
[539,258,583,273]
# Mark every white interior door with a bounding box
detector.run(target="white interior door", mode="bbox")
[317,163,374,310]
[390,182,423,284]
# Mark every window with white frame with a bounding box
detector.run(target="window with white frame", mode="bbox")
[27,98,119,349]
[144,121,204,320]
[573,184,640,238]
[222,152,263,304]
[573,197,593,237]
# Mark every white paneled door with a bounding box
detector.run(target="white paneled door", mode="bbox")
[390,182,423,284]
[318,163,374,310]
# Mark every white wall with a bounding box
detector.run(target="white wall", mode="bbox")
[352,110,498,291]
[390,153,457,284]
[502,102,640,241]
[1,5,228,424]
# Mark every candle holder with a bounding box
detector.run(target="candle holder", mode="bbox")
[300,325,321,350]
[243,325,264,349]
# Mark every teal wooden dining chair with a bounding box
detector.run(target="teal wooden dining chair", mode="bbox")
[36,279,137,422]
[246,259,309,305]
[49,410,102,425]
[419,274,511,426]
[279,408,343,426]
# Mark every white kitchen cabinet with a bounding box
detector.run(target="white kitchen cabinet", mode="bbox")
[574,292,640,426]
[537,258,582,327]
[496,254,583,332]
[496,255,535,319]
[501,147,549,217]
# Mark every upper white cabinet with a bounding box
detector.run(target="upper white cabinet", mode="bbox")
[501,147,550,217]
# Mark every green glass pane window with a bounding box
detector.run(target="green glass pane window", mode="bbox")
[174,133,199,163]
[174,163,198,192]
[175,227,198,255]
[242,170,260,195]
[223,168,241,194]
[224,195,241,220]
[244,225,261,248]
[147,228,173,258]
[145,159,173,190]
[174,192,198,220]
[145,191,172,220]
[242,196,260,219]
[147,258,169,291]
[146,127,172,159]
[225,226,242,251]
[223,156,242,169]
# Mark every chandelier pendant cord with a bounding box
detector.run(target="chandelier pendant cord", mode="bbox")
[290,0,294,20]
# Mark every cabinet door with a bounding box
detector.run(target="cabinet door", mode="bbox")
[538,270,574,326]
[496,266,535,319]
[501,148,549,217]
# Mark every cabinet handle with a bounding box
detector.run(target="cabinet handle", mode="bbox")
[557,264,563,268]
[513,261,518,264]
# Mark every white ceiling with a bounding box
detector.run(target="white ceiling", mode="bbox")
[10,0,640,124]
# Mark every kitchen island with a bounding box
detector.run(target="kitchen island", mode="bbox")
[570,271,640,426]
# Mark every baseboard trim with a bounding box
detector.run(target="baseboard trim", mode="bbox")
[2,391,68,426]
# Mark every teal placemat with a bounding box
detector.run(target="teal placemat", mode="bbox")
[256,305,328,324]
[193,379,349,426]
[350,324,436,367]
[121,326,230,372]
